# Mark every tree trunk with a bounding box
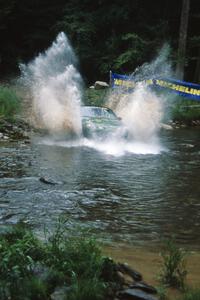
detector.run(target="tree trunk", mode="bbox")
[176,0,190,80]
[194,46,200,83]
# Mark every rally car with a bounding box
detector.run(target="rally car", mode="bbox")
[81,106,127,139]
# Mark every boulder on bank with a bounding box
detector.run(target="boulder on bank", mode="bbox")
[101,258,158,300]
[94,81,109,90]
[117,263,142,282]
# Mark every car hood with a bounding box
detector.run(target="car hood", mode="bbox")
[82,116,121,127]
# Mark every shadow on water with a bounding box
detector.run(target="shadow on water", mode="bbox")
[0,128,200,249]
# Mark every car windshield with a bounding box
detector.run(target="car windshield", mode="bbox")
[81,106,117,119]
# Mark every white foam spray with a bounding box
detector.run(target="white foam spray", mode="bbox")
[113,84,163,143]
[20,32,82,136]
[104,44,172,155]
[21,39,171,156]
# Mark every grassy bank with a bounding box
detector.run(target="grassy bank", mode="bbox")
[0,85,21,121]
[170,99,200,124]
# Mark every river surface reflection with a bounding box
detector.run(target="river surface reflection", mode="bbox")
[0,128,200,248]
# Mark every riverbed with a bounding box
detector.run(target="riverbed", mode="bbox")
[0,128,200,249]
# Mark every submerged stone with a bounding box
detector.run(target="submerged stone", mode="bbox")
[39,177,58,185]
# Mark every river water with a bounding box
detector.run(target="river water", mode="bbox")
[0,128,200,249]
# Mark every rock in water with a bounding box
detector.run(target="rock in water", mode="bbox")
[39,177,57,185]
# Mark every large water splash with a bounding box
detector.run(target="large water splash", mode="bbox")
[20,32,82,136]
[112,84,163,143]
[21,37,171,156]
[105,44,172,155]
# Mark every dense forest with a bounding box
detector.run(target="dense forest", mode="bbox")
[0,0,199,84]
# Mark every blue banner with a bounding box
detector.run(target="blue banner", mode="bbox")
[111,72,135,89]
[110,71,200,101]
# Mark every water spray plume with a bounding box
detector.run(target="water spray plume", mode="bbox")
[131,44,172,81]
[20,37,171,156]
[117,84,163,143]
[106,44,172,154]
[20,32,82,136]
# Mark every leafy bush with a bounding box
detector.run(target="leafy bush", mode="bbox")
[0,223,107,300]
[46,225,104,280]
[181,289,200,300]
[66,276,106,300]
[113,33,146,70]
[170,98,200,122]
[19,277,48,300]
[0,85,21,120]
[84,88,108,107]
[156,285,167,300]
[159,239,187,290]
[0,224,45,299]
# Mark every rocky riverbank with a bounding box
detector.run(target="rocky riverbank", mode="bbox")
[0,119,32,142]
[101,258,158,300]
[169,119,200,128]
[160,119,200,130]
[50,258,159,300]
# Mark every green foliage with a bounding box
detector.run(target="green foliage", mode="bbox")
[0,224,44,299]
[0,225,44,299]
[0,1,200,82]
[159,239,187,290]
[66,277,106,300]
[20,277,48,300]
[46,227,104,280]
[0,85,21,120]
[180,289,200,300]
[113,33,147,71]
[84,88,108,106]
[170,98,200,122]
[44,269,66,292]
[0,222,107,300]
[156,285,167,300]
[0,0,199,82]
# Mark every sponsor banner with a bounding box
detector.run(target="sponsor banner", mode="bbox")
[110,72,136,89]
[110,71,200,101]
